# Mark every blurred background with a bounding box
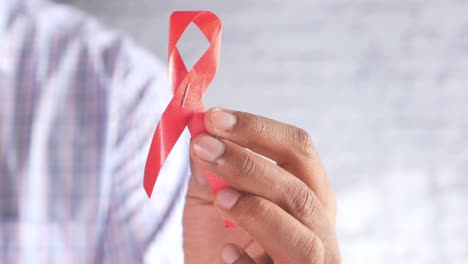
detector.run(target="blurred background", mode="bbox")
[59,0,468,263]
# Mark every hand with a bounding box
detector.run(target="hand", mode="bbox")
[183,108,340,264]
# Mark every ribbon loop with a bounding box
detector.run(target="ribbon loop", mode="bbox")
[144,11,224,198]
[168,11,221,95]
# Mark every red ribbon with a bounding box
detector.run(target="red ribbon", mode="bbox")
[144,11,231,224]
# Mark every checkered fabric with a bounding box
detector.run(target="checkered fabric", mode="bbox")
[0,0,190,263]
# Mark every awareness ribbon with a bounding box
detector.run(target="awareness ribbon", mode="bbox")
[144,11,232,225]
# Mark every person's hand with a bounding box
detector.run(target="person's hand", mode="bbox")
[183,108,340,264]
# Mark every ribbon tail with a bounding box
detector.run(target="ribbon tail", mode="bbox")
[144,99,188,197]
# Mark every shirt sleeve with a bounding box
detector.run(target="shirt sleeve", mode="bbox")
[90,13,190,264]
[105,37,191,263]
[0,1,190,263]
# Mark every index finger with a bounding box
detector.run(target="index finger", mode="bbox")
[205,108,316,167]
[204,108,335,219]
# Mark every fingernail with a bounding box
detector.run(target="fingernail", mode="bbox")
[193,135,225,162]
[222,245,241,264]
[211,109,237,131]
[216,188,241,210]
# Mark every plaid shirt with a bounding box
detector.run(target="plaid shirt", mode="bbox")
[0,0,190,263]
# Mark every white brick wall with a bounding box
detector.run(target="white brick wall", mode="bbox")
[66,0,468,262]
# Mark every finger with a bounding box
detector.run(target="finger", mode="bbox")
[190,157,209,187]
[186,157,215,203]
[204,108,315,166]
[190,134,331,239]
[221,244,256,264]
[215,188,325,264]
[185,174,214,203]
[204,108,335,219]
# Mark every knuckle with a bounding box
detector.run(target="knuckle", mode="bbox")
[251,116,269,137]
[293,127,315,157]
[290,183,320,220]
[237,152,258,176]
[253,198,271,219]
[298,235,325,264]
[237,196,271,225]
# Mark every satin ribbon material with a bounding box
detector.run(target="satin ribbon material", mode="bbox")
[144,11,232,226]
